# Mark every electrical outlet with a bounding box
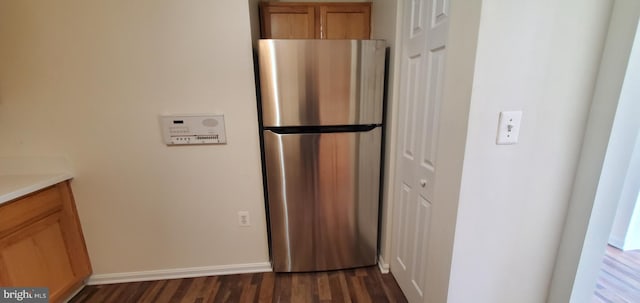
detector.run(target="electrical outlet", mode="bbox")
[238,211,250,227]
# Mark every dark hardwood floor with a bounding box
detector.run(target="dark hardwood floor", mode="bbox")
[70,266,407,303]
[593,245,640,303]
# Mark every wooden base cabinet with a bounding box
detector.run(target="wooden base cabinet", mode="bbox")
[0,181,91,303]
[260,2,371,39]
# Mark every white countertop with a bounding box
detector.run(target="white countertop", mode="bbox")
[0,173,74,205]
[0,156,74,205]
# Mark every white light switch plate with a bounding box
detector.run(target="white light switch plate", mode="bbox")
[496,111,522,145]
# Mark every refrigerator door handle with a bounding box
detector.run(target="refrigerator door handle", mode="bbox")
[264,124,380,134]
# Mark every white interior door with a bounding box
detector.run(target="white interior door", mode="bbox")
[390,0,449,302]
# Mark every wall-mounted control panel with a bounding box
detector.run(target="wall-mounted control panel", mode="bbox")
[160,114,227,145]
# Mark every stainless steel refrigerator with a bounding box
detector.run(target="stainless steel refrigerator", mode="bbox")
[258,39,386,272]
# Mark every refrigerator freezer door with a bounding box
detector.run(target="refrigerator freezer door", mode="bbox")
[258,39,386,127]
[263,128,381,272]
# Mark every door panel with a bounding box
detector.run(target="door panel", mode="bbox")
[396,184,413,271]
[411,196,432,297]
[418,48,446,201]
[263,128,381,272]
[391,0,450,302]
[401,54,423,160]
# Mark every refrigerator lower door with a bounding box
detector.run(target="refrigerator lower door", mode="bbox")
[263,128,381,272]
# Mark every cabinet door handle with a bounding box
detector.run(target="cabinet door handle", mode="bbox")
[420,179,427,187]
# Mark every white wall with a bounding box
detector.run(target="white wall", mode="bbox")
[447,1,612,302]
[370,0,400,271]
[548,1,640,302]
[626,193,640,249]
[0,0,269,276]
[610,133,640,251]
[608,23,640,251]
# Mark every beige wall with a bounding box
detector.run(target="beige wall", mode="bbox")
[0,0,269,275]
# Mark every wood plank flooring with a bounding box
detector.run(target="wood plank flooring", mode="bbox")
[593,245,640,303]
[70,266,407,303]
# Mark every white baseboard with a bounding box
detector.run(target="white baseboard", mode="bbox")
[87,262,272,285]
[378,255,390,274]
[608,237,624,250]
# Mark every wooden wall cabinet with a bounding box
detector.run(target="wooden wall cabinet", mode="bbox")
[0,181,91,303]
[259,2,371,39]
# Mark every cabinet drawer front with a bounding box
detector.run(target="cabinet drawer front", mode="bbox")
[0,186,62,236]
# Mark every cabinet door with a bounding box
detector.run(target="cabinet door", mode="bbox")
[260,3,317,39]
[319,3,371,39]
[0,213,76,301]
[0,183,91,303]
[57,182,92,282]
